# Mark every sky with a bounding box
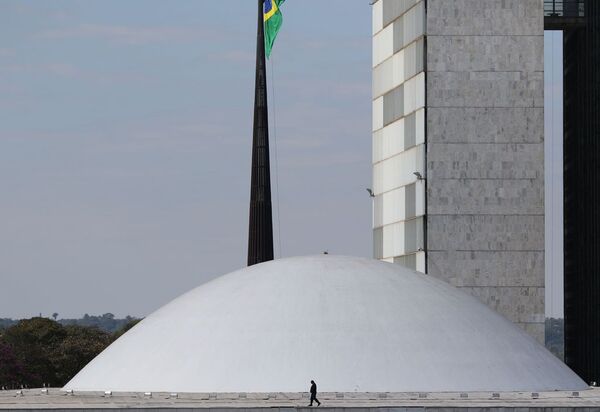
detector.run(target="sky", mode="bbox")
[544,31,564,319]
[0,2,563,319]
[0,1,373,319]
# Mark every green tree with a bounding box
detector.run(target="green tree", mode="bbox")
[0,316,140,388]
[0,318,115,387]
[0,338,35,389]
[51,325,111,385]
[1,318,66,387]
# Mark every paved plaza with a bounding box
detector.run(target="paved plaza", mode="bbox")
[2,388,600,411]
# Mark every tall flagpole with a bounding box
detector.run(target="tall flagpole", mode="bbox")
[247,0,274,266]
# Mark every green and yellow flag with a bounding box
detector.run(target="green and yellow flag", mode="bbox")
[264,0,285,58]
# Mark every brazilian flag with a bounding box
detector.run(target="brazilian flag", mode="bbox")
[264,0,285,58]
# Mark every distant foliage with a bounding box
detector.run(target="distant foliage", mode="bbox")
[0,319,18,330]
[545,317,564,360]
[59,313,138,334]
[112,318,142,340]
[0,314,138,333]
[0,316,141,389]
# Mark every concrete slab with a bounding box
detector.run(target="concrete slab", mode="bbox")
[2,388,600,410]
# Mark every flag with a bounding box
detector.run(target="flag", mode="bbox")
[264,0,285,58]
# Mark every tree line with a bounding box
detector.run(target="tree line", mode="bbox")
[1,313,139,334]
[0,317,140,389]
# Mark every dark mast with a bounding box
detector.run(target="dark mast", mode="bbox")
[247,0,274,266]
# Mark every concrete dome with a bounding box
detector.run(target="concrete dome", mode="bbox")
[65,255,586,393]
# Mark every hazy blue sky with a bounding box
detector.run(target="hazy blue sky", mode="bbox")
[545,31,564,319]
[0,1,373,318]
[0,2,563,319]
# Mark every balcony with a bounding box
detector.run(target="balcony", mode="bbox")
[545,0,586,30]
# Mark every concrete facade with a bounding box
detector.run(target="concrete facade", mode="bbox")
[372,0,545,342]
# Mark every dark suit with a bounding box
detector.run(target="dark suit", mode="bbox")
[310,382,320,406]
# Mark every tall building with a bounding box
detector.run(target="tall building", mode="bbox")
[547,0,600,386]
[372,0,546,342]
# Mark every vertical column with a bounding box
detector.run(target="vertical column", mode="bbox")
[425,0,546,343]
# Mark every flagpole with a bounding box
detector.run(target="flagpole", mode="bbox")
[247,0,274,266]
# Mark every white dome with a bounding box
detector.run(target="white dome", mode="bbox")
[65,255,586,393]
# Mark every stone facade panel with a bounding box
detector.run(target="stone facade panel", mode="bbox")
[427,179,544,215]
[427,108,544,144]
[426,0,544,36]
[427,251,544,288]
[427,71,543,108]
[459,285,545,324]
[427,35,544,73]
[427,215,545,252]
[427,143,544,180]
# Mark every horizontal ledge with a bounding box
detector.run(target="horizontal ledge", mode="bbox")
[428,250,544,253]
[427,142,543,145]
[425,33,544,38]
[427,177,541,181]
[454,285,545,289]
[427,213,544,216]
[427,107,543,109]
[427,70,544,74]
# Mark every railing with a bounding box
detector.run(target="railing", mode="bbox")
[544,0,585,18]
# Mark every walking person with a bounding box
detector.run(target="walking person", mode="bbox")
[309,380,321,407]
